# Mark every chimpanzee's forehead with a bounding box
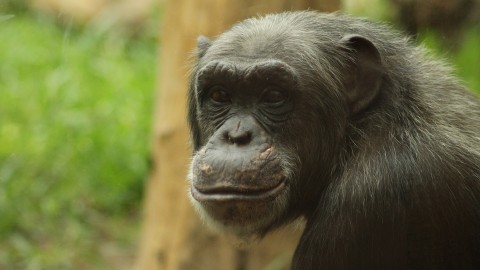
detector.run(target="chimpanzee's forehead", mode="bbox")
[197,13,348,93]
[201,16,323,61]
[204,34,292,62]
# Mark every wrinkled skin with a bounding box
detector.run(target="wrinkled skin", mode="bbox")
[189,60,299,235]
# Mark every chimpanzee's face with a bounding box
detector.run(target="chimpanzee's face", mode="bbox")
[188,59,302,236]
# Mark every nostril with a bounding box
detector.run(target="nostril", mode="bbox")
[224,131,252,146]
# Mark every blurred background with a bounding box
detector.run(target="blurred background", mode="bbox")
[0,0,478,269]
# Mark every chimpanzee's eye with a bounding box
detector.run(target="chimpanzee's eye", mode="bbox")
[261,88,287,104]
[209,87,231,103]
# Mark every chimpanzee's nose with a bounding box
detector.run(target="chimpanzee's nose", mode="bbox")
[224,130,252,146]
[221,117,255,146]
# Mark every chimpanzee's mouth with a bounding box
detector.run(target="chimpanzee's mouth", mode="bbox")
[191,180,286,202]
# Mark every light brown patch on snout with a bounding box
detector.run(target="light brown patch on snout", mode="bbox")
[199,163,214,175]
[258,146,273,160]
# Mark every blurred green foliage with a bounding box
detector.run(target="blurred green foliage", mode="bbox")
[0,0,28,13]
[420,27,480,92]
[0,13,156,269]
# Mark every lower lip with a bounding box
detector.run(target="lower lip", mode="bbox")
[191,181,286,202]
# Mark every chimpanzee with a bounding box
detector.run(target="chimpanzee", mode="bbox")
[187,11,480,270]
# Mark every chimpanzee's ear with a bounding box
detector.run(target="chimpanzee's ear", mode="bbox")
[340,34,383,114]
[197,35,211,58]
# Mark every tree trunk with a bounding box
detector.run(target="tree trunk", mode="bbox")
[135,1,340,270]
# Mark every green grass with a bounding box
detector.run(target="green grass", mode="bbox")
[0,13,156,269]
